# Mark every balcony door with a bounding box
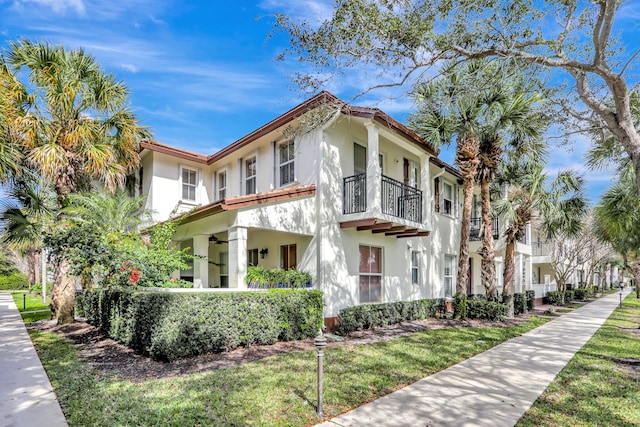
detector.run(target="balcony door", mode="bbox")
[354,143,367,175]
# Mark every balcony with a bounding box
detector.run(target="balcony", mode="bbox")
[343,173,423,223]
[532,242,552,256]
[469,217,499,241]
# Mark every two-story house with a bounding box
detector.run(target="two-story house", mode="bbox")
[138,91,471,324]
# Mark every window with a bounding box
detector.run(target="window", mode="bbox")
[354,143,366,175]
[279,140,295,186]
[245,157,256,195]
[359,245,382,303]
[443,181,454,215]
[181,168,197,202]
[444,255,455,298]
[219,252,228,288]
[247,248,259,267]
[218,171,227,200]
[411,251,419,285]
[280,244,297,270]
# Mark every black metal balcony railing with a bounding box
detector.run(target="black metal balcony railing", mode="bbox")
[343,173,367,214]
[381,175,423,223]
[469,217,500,241]
[532,241,552,256]
[342,174,423,223]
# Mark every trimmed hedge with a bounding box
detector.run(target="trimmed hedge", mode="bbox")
[544,291,564,305]
[574,288,591,300]
[80,288,323,361]
[513,293,527,316]
[335,299,437,335]
[525,290,535,311]
[466,300,507,321]
[565,290,575,302]
[0,273,29,290]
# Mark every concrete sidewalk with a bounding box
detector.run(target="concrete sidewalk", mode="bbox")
[317,289,632,427]
[0,292,67,427]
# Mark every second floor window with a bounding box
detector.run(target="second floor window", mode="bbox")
[443,181,454,216]
[182,168,197,202]
[218,171,227,200]
[279,140,295,186]
[245,157,256,195]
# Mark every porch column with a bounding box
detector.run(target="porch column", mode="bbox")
[192,234,210,288]
[419,153,429,224]
[228,226,248,288]
[365,121,381,215]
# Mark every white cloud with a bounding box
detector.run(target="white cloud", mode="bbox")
[119,63,138,73]
[13,0,85,15]
[258,0,333,25]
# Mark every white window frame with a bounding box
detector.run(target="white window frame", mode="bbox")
[359,245,383,304]
[180,166,198,203]
[245,156,257,195]
[247,248,259,267]
[442,180,456,217]
[280,244,297,270]
[411,250,419,285]
[217,169,227,201]
[444,255,455,298]
[278,139,295,187]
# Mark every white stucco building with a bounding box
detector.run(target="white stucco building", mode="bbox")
[138,91,543,323]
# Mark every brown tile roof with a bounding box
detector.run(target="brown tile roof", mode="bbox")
[140,91,440,164]
[179,185,316,224]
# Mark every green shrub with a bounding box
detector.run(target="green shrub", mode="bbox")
[245,266,312,289]
[335,299,437,335]
[544,291,564,305]
[513,293,527,316]
[81,288,323,361]
[0,273,29,290]
[574,288,591,300]
[453,292,467,319]
[594,285,601,293]
[525,290,536,311]
[434,298,447,317]
[466,300,507,321]
[469,294,487,301]
[564,290,575,302]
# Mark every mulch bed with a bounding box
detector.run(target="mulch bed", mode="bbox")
[30,314,532,383]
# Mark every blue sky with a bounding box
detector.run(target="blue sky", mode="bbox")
[1,0,636,202]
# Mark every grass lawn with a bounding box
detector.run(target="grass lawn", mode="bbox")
[12,292,50,312]
[31,317,548,426]
[518,294,640,427]
[12,292,52,324]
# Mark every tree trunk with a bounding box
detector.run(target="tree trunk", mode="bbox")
[51,259,75,325]
[479,177,497,301]
[502,237,516,317]
[456,173,474,294]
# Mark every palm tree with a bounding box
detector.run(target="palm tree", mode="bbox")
[594,166,640,298]
[411,60,504,310]
[411,60,545,307]
[476,88,546,301]
[494,159,586,316]
[0,40,150,324]
[0,177,57,291]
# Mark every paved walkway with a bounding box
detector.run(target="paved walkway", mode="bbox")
[0,292,67,427]
[317,289,632,427]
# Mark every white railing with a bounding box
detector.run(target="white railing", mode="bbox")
[531,282,558,300]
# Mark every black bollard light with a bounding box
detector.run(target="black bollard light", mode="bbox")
[23,293,26,311]
[314,329,328,419]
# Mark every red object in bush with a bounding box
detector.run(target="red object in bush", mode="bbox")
[129,269,141,285]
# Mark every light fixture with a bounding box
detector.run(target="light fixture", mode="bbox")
[260,248,269,259]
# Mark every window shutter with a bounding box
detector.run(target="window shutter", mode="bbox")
[434,177,440,212]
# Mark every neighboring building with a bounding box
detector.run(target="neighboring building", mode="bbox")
[137,91,547,323]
